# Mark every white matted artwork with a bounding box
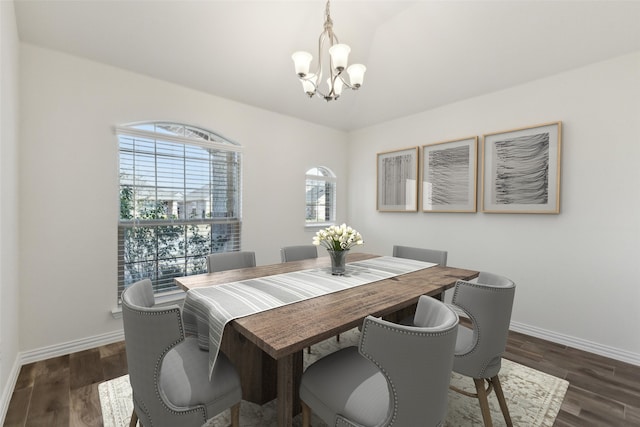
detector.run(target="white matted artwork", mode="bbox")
[482,122,562,214]
[422,136,477,213]
[377,147,418,212]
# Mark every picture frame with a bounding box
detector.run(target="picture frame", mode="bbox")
[377,147,419,212]
[421,136,478,213]
[481,121,562,214]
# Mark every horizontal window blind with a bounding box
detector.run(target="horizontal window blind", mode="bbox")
[117,123,242,301]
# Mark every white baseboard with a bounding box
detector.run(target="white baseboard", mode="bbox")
[0,356,22,425]
[20,329,125,365]
[510,321,640,366]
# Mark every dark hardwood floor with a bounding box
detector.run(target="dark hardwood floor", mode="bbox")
[4,331,640,426]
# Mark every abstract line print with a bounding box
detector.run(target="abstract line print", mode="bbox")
[381,153,415,206]
[427,145,470,205]
[494,132,549,205]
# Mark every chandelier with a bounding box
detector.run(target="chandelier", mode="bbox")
[291,0,366,101]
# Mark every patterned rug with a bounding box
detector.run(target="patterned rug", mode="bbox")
[100,329,568,427]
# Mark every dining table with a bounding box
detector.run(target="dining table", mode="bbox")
[175,252,478,427]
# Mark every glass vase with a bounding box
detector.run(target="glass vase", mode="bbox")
[327,249,348,275]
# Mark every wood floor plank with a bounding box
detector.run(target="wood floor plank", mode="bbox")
[625,404,640,424]
[69,383,102,426]
[69,349,103,390]
[26,355,70,427]
[100,351,128,381]
[562,385,626,419]
[544,346,615,377]
[24,411,70,427]
[566,368,640,408]
[98,342,125,359]
[613,361,640,394]
[13,363,37,391]
[4,386,32,427]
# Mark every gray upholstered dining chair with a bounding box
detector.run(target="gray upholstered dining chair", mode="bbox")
[299,295,459,427]
[449,272,516,427]
[121,279,242,427]
[392,244,448,266]
[280,244,318,262]
[393,245,448,304]
[207,250,256,273]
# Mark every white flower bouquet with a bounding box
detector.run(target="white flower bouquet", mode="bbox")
[312,223,364,251]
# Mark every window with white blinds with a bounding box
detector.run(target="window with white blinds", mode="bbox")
[305,167,336,226]
[117,122,242,300]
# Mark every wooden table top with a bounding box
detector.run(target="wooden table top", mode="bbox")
[175,253,379,291]
[175,253,478,359]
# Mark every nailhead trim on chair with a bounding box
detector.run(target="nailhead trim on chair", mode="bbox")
[129,306,207,425]
[359,318,457,426]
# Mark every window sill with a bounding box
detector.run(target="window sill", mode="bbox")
[110,289,186,319]
[305,222,334,231]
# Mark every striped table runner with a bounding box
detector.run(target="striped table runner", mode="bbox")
[181,256,436,378]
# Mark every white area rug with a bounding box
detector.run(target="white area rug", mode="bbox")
[100,330,568,427]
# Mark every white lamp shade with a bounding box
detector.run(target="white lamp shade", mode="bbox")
[292,51,313,76]
[301,74,317,94]
[347,64,366,87]
[328,44,350,71]
[327,77,344,96]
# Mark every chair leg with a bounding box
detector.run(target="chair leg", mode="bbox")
[301,400,312,427]
[473,378,493,427]
[129,409,138,427]
[230,402,241,427]
[490,375,513,427]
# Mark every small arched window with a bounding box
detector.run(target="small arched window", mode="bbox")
[305,167,336,226]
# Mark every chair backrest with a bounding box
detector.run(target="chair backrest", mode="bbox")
[451,272,516,378]
[206,251,256,273]
[121,279,206,426]
[280,245,318,262]
[392,245,448,266]
[354,296,459,427]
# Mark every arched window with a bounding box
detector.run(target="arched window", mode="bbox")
[305,167,336,226]
[116,122,242,299]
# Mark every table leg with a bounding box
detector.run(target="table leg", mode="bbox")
[277,351,303,427]
[221,326,277,404]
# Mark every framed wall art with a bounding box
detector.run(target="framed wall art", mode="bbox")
[422,136,478,213]
[377,147,419,212]
[482,121,562,214]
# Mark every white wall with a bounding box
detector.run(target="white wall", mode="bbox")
[0,0,21,420]
[348,52,640,362]
[18,44,348,354]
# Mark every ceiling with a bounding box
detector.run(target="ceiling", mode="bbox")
[13,0,640,131]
